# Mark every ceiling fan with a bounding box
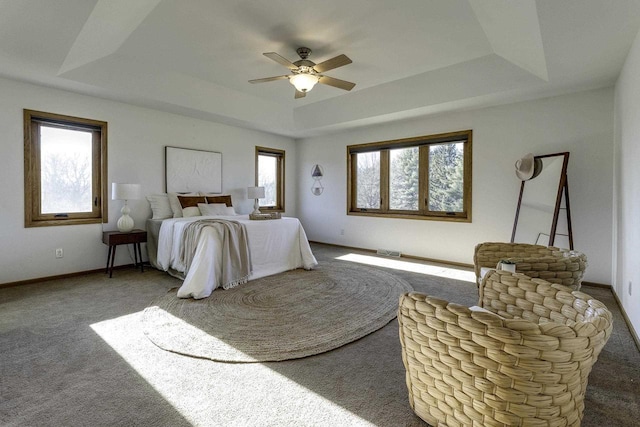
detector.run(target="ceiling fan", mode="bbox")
[249,47,356,99]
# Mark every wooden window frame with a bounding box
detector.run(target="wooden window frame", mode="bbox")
[347,130,472,222]
[24,109,108,227]
[255,146,285,212]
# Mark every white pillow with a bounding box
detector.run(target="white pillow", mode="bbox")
[198,203,230,216]
[182,206,202,217]
[168,192,198,218]
[221,206,237,216]
[146,194,173,219]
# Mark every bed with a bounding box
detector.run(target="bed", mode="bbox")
[146,147,316,299]
[147,212,317,299]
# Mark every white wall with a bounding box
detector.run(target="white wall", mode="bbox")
[297,88,614,284]
[0,77,296,284]
[613,28,640,337]
[0,75,618,290]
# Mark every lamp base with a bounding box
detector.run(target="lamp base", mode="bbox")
[252,198,261,215]
[117,203,134,232]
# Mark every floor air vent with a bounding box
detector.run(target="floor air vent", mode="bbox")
[376,249,402,257]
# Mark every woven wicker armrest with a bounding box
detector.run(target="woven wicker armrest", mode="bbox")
[479,270,610,327]
[474,242,587,290]
[398,279,613,427]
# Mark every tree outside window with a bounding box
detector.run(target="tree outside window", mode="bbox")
[40,126,93,214]
[428,142,464,212]
[255,146,285,211]
[356,152,380,209]
[258,154,277,207]
[390,146,419,211]
[24,110,107,227]
[348,130,472,221]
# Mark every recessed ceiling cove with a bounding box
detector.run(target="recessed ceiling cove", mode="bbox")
[1,0,639,137]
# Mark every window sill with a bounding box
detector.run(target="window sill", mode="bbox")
[347,211,471,222]
[25,217,104,228]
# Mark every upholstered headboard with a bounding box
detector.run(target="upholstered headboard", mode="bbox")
[205,195,233,206]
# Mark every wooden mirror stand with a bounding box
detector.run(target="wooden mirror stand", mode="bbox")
[511,152,574,249]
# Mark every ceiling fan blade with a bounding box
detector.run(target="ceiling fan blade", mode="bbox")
[263,52,298,70]
[313,54,352,73]
[318,75,356,91]
[248,75,290,84]
[294,89,306,99]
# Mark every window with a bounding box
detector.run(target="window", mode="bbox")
[24,109,108,227]
[347,130,472,221]
[255,146,285,211]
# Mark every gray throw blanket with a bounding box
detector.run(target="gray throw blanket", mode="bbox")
[180,219,252,290]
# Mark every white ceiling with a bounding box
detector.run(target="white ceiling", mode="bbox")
[1,0,639,138]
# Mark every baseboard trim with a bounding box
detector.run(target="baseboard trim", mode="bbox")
[309,241,474,269]
[0,263,145,289]
[311,240,639,351]
[581,281,611,289]
[310,242,618,284]
[610,288,640,353]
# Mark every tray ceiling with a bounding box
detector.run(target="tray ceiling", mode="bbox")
[1,0,639,137]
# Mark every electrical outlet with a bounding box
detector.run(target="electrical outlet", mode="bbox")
[629,280,633,296]
[340,229,345,236]
[55,248,63,259]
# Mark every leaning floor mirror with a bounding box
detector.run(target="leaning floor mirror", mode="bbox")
[511,152,573,249]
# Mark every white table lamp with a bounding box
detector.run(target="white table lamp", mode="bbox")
[112,183,141,232]
[247,186,265,214]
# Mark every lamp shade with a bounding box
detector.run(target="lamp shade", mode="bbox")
[289,73,319,92]
[247,186,265,199]
[112,183,141,200]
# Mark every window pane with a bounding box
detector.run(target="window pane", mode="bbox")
[428,142,464,212]
[258,154,277,207]
[356,152,380,209]
[390,147,419,210]
[40,126,93,213]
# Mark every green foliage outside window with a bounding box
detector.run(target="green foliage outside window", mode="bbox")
[428,143,464,212]
[348,130,471,221]
[356,152,380,209]
[390,147,419,210]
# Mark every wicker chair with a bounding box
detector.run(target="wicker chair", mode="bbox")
[474,242,588,290]
[398,270,612,427]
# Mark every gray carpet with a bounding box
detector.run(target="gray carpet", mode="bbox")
[142,261,412,362]
[0,242,638,426]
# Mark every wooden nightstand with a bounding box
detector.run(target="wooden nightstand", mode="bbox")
[102,229,147,278]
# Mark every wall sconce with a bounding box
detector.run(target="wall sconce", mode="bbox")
[311,164,324,196]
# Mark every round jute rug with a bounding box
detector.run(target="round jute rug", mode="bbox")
[141,261,413,362]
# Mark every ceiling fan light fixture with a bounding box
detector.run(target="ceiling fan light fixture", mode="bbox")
[251,48,354,98]
[289,73,319,92]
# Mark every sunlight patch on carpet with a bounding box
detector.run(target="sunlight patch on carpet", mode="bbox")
[336,253,475,283]
[142,306,255,359]
[90,313,378,426]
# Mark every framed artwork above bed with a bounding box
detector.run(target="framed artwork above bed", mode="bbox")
[165,146,222,193]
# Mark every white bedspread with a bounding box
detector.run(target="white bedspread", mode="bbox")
[156,215,317,299]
